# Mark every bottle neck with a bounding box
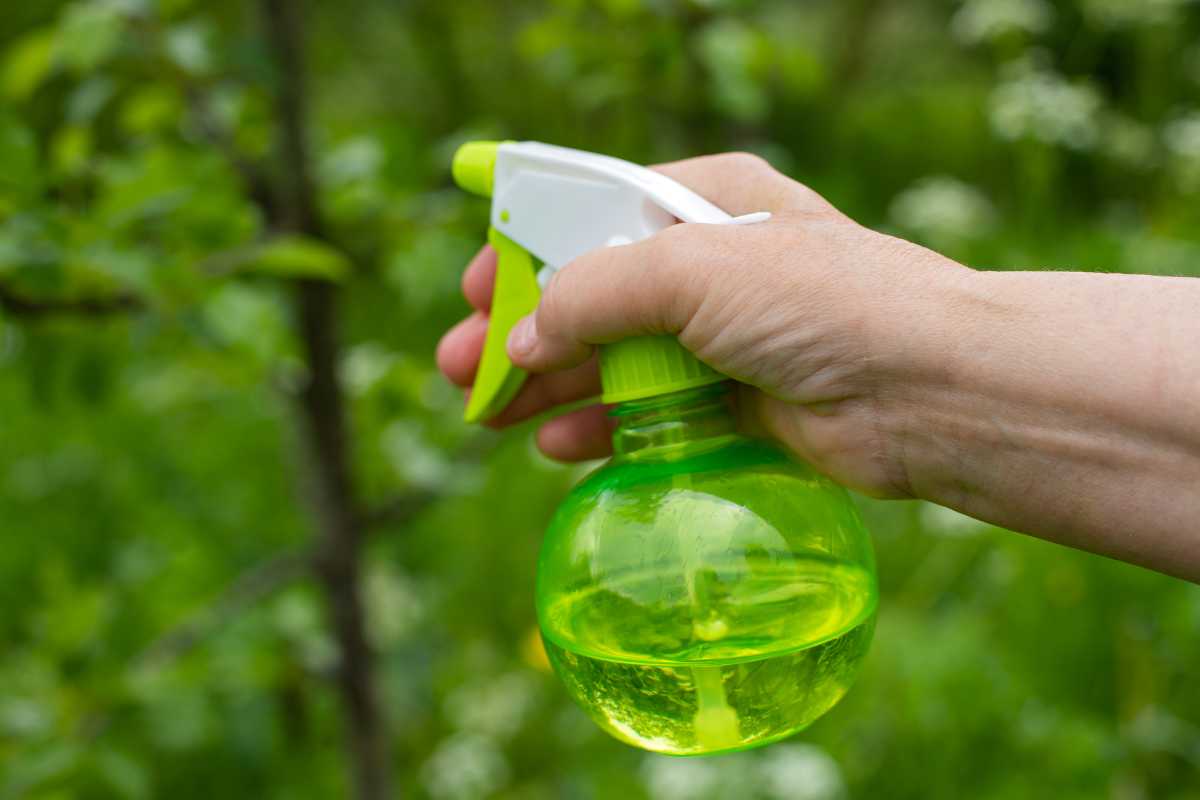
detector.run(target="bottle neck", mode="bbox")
[610,383,737,459]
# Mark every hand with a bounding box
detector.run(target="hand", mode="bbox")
[437,152,970,498]
[439,151,1200,579]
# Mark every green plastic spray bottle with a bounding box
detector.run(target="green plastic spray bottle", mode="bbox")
[452,141,878,756]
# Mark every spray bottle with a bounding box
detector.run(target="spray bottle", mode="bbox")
[452,141,877,756]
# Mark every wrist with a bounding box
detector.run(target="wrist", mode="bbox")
[865,252,986,501]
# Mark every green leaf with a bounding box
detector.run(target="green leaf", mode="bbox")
[777,43,824,98]
[94,749,150,800]
[1,742,83,796]
[94,145,257,245]
[73,345,112,406]
[70,241,154,294]
[0,214,62,280]
[696,19,770,124]
[0,114,40,201]
[35,563,112,656]
[247,236,351,282]
[119,84,183,135]
[66,75,116,123]
[51,125,93,176]
[202,283,292,362]
[2,28,56,101]
[55,2,124,74]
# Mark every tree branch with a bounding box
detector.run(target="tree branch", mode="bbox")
[260,1,393,798]
[833,0,889,89]
[124,6,281,222]
[361,432,498,529]
[182,83,281,223]
[0,284,143,319]
[360,489,438,530]
[137,549,313,670]
[72,548,312,749]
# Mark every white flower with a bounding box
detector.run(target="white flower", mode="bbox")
[0,697,51,737]
[919,502,988,538]
[364,564,425,648]
[273,592,339,672]
[951,0,1054,44]
[340,341,397,396]
[641,756,719,800]
[889,176,995,242]
[320,136,385,185]
[1164,110,1200,192]
[1098,113,1156,168]
[421,733,510,800]
[165,21,214,75]
[761,744,846,800]
[444,672,539,739]
[1128,705,1200,752]
[380,419,450,489]
[989,60,1103,150]
[1164,111,1200,161]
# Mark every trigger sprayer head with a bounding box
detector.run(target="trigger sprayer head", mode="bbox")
[452,141,501,197]
[450,140,762,423]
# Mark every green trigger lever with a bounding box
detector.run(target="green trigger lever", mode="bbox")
[452,140,540,423]
[463,226,540,423]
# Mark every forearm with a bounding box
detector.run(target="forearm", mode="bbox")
[445,152,1200,580]
[888,269,1200,580]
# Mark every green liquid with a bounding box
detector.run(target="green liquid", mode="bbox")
[541,558,875,756]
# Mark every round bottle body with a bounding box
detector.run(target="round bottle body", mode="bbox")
[536,391,877,755]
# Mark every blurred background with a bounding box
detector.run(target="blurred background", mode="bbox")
[1,0,1199,797]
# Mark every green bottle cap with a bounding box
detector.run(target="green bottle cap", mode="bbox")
[599,336,723,404]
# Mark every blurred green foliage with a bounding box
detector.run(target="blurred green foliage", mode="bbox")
[1,0,1199,797]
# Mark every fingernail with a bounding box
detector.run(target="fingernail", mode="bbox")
[507,314,537,360]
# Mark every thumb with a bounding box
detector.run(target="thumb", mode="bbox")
[506,222,712,372]
[506,152,812,374]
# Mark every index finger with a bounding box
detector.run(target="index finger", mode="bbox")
[462,245,497,312]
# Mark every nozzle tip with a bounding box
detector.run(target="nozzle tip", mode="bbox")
[452,141,501,197]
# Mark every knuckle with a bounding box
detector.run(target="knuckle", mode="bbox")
[536,268,573,337]
[719,151,773,175]
[647,223,689,265]
[643,227,687,288]
[650,224,713,331]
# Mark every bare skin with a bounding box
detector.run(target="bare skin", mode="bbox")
[437,153,1200,582]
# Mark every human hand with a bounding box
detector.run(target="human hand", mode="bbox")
[437,152,971,498]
